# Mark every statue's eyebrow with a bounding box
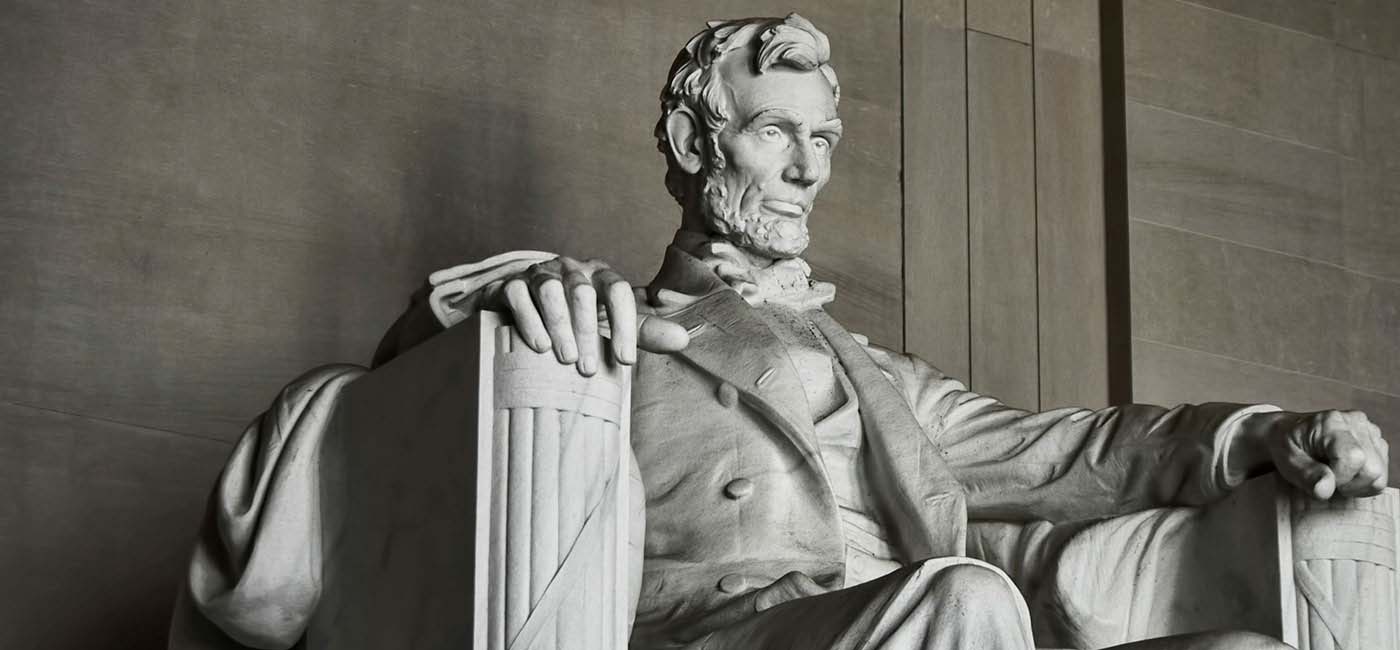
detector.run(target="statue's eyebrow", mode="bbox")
[814,118,843,137]
[744,108,843,136]
[745,107,807,128]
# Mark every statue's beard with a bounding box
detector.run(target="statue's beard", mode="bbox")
[701,172,810,260]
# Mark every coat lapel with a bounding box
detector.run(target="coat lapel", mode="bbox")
[663,291,826,473]
[810,310,967,560]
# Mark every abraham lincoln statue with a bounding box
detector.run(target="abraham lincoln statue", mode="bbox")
[171,14,1390,650]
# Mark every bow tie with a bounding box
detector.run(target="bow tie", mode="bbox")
[691,239,837,311]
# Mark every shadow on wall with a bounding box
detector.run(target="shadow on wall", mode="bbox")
[396,105,551,272]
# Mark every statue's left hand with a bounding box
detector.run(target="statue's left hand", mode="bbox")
[485,256,690,377]
[1244,410,1390,499]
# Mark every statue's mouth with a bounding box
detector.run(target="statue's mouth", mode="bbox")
[761,199,807,218]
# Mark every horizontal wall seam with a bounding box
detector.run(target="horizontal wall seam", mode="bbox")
[1131,337,1400,401]
[1337,42,1400,65]
[1130,218,1400,288]
[966,27,1030,46]
[0,399,236,447]
[1124,99,1349,158]
[1169,0,1335,43]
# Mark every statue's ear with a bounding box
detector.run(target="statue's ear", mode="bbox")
[664,107,705,175]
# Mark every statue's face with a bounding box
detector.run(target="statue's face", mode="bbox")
[701,54,842,259]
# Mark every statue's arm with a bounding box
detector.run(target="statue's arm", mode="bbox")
[873,345,1386,519]
[865,344,1278,522]
[372,251,688,370]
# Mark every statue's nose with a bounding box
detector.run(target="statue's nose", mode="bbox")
[783,141,822,186]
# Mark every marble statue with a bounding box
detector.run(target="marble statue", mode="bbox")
[170,13,1393,650]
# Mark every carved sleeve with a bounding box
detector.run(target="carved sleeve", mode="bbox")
[864,345,1279,523]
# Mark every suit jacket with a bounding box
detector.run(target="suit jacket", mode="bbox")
[366,242,1277,647]
[604,245,1264,645]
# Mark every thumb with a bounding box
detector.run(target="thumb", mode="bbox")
[675,572,826,643]
[1275,442,1337,500]
[636,314,690,354]
[1308,466,1337,500]
[754,571,827,612]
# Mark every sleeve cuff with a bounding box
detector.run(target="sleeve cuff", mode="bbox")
[426,251,558,327]
[1213,403,1284,490]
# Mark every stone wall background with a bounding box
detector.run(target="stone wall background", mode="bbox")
[1123,0,1400,484]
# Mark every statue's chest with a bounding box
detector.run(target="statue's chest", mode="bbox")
[751,305,845,421]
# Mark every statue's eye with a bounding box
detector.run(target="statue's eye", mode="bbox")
[759,126,784,141]
[813,137,830,152]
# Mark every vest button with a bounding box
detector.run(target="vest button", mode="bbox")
[723,478,754,500]
[716,382,738,407]
[717,573,750,594]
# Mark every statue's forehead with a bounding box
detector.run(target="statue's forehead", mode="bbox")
[715,52,838,122]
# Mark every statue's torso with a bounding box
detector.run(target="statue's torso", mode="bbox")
[626,301,898,639]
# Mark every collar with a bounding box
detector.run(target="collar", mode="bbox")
[647,230,836,313]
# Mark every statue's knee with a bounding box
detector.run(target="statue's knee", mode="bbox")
[1213,631,1289,650]
[1182,631,1291,650]
[924,563,1019,612]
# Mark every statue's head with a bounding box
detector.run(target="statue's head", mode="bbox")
[656,14,842,260]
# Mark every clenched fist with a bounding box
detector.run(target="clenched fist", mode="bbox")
[486,256,690,376]
[1235,410,1390,500]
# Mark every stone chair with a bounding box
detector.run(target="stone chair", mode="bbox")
[305,311,1399,650]
[1049,473,1399,649]
[307,310,634,649]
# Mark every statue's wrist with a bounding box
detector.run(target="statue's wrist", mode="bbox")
[1231,411,1301,480]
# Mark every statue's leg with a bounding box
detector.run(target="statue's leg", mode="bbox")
[1102,630,1291,650]
[685,558,1034,650]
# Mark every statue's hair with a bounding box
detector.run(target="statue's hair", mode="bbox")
[655,14,840,205]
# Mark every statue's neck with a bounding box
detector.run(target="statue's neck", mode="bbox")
[672,228,783,271]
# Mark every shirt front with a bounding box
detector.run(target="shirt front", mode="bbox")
[753,304,903,587]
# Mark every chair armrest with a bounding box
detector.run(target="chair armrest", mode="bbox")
[1283,480,1398,650]
[1036,476,1398,650]
[1145,476,1399,649]
[309,310,637,650]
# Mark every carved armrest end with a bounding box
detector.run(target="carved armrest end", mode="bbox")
[1281,483,1399,650]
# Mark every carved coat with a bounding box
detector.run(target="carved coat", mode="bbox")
[604,244,1267,646]
[171,242,1274,649]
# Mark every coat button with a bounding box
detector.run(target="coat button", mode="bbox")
[716,382,738,407]
[717,573,750,594]
[755,367,776,388]
[723,478,754,500]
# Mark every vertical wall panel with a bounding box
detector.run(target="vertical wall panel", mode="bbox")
[903,0,1119,405]
[969,0,1032,43]
[903,0,970,380]
[1033,0,1109,409]
[967,31,1039,410]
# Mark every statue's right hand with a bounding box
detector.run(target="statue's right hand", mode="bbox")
[677,571,831,642]
[487,256,689,376]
